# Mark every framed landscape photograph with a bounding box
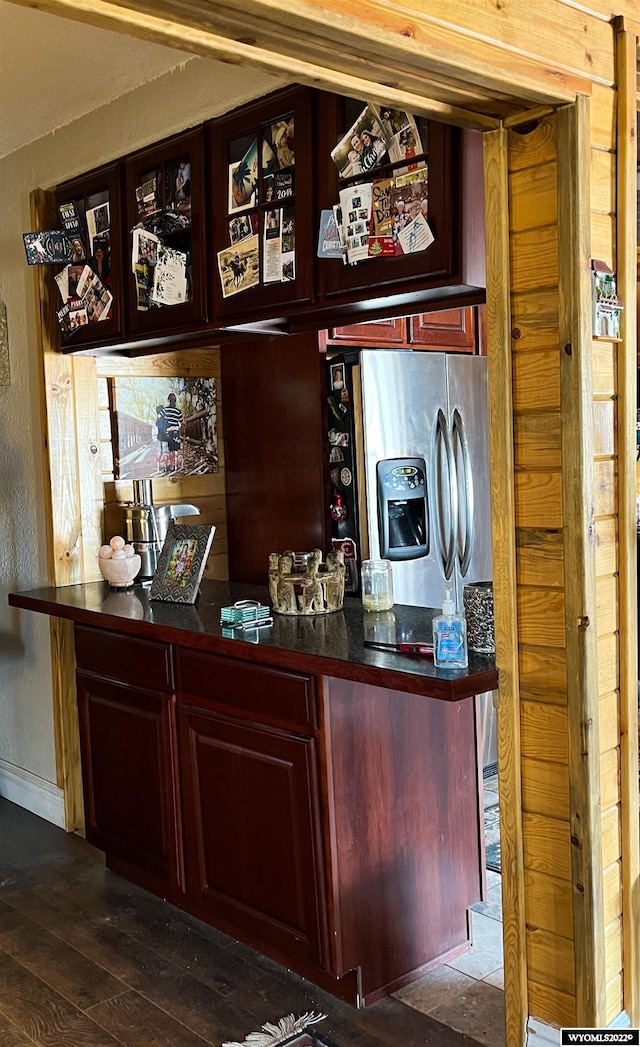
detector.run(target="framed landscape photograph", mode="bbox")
[150,523,215,604]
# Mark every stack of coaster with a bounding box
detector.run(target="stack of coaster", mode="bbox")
[220,600,272,630]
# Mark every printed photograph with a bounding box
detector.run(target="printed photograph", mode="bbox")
[110,375,218,480]
[217,234,259,298]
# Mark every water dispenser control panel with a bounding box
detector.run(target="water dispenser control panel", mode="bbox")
[376,457,429,561]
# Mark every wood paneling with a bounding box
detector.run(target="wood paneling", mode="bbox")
[508,162,557,232]
[589,84,616,152]
[600,748,620,811]
[613,25,640,1023]
[510,292,560,352]
[524,869,573,939]
[521,757,569,819]
[526,927,575,994]
[599,691,620,754]
[603,861,622,924]
[517,588,565,647]
[484,121,529,1047]
[514,412,561,470]
[528,979,575,1029]
[520,701,568,763]
[594,516,618,577]
[518,646,567,703]
[592,341,617,396]
[522,812,572,880]
[590,147,616,215]
[516,530,564,588]
[509,227,559,294]
[512,351,561,412]
[592,399,616,457]
[602,805,622,868]
[514,472,563,528]
[596,574,618,636]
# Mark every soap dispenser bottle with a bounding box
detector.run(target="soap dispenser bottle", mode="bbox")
[432,583,468,669]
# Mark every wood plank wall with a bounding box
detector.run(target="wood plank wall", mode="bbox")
[95,350,228,581]
[589,82,626,1027]
[505,83,631,1029]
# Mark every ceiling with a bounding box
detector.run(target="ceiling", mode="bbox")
[0,1,194,159]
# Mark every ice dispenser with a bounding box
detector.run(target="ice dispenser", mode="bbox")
[122,479,200,580]
[376,457,428,561]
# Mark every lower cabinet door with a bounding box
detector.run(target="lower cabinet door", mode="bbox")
[178,704,327,968]
[76,672,182,888]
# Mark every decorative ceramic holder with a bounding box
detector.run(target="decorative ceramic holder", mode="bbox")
[463,580,495,654]
[269,549,345,615]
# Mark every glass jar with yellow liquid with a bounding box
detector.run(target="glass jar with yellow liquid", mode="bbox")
[361,559,394,612]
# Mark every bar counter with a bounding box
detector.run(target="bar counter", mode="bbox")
[9,576,497,1006]
[9,577,497,702]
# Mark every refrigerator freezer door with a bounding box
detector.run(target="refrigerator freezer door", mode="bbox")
[360,350,448,608]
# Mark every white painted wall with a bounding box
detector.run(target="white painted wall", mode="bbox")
[0,56,286,820]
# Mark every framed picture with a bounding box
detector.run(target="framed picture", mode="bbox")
[150,523,215,604]
[109,374,218,480]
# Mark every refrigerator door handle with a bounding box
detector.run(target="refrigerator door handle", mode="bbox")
[434,409,458,580]
[452,407,475,577]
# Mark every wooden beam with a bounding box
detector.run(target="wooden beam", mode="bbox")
[613,22,639,1026]
[484,126,528,1045]
[556,96,606,1025]
[7,0,599,120]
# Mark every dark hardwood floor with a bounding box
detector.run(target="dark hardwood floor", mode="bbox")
[0,798,483,1046]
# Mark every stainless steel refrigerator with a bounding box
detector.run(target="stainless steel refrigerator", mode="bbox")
[356,349,492,609]
[327,348,496,775]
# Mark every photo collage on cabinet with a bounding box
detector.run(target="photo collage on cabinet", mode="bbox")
[217,113,295,298]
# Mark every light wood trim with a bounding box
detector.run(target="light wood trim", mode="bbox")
[503,106,557,129]
[6,0,598,121]
[484,125,528,1046]
[30,188,84,832]
[613,23,639,1025]
[556,97,606,1024]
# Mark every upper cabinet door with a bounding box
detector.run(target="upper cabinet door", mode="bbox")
[124,126,208,338]
[55,163,126,351]
[316,93,461,304]
[209,86,315,328]
[408,307,477,352]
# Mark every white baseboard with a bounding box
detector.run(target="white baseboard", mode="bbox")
[526,1014,632,1046]
[0,759,65,828]
[526,1018,560,1046]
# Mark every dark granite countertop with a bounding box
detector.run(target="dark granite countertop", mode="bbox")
[9,578,498,702]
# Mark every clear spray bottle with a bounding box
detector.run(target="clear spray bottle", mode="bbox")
[432,583,468,669]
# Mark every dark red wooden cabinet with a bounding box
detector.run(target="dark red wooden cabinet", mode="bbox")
[176,647,327,966]
[75,624,182,890]
[55,163,126,352]
[323,306,478,352]
[209,86,316,327]
[316,93,461,303]
[123,125,208,338]
[71,620,483,1007]
[178,705,327,966]
[408,306,477,351]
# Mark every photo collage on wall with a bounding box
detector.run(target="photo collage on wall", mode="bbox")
[131,159,192,311]
[318,103,435,267]
[217,114,295,298]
